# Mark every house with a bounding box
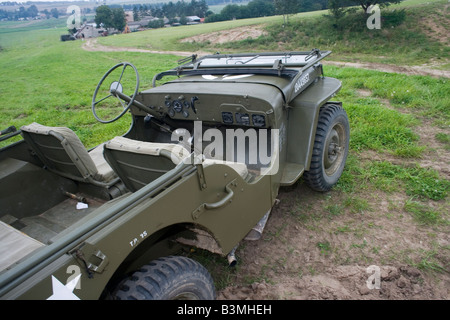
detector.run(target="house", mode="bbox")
[74,23,108,39]
[127,17,154,32]
[186,16,201,24]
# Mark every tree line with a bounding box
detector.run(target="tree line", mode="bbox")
[206,0,329,23]
[0,4,93,21]
[127,0,209,21]
[93,0,403,32]
[206,0,402,23]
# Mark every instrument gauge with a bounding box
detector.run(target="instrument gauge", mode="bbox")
[172,100,183,113]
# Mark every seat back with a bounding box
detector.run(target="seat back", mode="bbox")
[21,122,99,182]
[104,136,190,192]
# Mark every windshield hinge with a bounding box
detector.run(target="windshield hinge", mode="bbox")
[272,59,285,76]
[73,244,109,277]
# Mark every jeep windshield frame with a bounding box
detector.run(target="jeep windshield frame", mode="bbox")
[152,49,331,88]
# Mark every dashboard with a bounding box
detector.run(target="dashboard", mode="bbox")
[138,93,273,128]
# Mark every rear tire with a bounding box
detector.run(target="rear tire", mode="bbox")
[114,256,216,300]
[303,104,350,192]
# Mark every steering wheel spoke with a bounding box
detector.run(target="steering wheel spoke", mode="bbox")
[117,64,127,83]
[115,94,127,110]
[94,93,113,106]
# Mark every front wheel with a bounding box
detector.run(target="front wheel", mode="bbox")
[113,256,216,300]
[303,104,350,192]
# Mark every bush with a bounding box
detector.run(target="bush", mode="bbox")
[382,9,406,27]
[148,19,165,29]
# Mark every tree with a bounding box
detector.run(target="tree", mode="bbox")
[94,5,126,31]
[95,5,113,28]
[27,5,38,18]
[247,0,275,17]
[192,0,208,18]
[43,9,50,19]
[111,7,126,31]
[133,6,139,21]
[329,0,403,16]
[328,0,347,22]
[353,0,403,14]
[50,8,59,19]
[274,0,298,24]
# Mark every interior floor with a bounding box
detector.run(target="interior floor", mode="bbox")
[0,193,106,245]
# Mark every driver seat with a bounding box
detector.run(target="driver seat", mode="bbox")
[20,122,118,187]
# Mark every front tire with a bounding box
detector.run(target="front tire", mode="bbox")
[304,104,350,192]
[114,256,216,300]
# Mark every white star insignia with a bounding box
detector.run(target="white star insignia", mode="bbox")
[47,274,81,300]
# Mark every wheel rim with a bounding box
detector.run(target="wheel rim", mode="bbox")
[323,123,346,177]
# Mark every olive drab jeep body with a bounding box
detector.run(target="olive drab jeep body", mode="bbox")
[0,50,349,300]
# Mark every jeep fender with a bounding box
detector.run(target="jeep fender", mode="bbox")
[284,77,342,184]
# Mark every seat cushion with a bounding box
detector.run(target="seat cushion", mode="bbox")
[106,136,248,178]
[88,143,117,182]
[21,122,98,178]
[105,136,190,164]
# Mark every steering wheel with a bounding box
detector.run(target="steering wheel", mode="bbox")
[92,62,140,123]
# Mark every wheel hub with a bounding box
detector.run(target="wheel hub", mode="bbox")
[324,126,345,176]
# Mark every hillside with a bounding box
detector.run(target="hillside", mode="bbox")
[183,0,449,68]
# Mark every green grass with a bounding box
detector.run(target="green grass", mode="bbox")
[0,22,182,148]
[404,199,449,226]
[435,132,450,150]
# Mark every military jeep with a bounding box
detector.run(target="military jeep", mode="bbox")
[0,50,349,300]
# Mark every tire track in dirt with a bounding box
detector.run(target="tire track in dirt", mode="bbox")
[324,61,450,79]
[82,38,210,57]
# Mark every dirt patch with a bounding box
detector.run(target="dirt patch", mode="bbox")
[216,183,449,300]
[219,266,441,300]
[324,61,450,79]
[418,4,450,45]
[415,119,450,180]
[180,25,268,45]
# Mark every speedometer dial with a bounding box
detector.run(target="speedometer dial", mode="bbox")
[172,100,183,113]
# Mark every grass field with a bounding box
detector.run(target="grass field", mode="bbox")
[0,0,449,298]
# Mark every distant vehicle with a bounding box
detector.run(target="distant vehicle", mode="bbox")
[60,34,76,41]
[0,50,349,300]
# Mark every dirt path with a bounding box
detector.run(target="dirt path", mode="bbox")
[82,38,210,57]
[324,61,450,79]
